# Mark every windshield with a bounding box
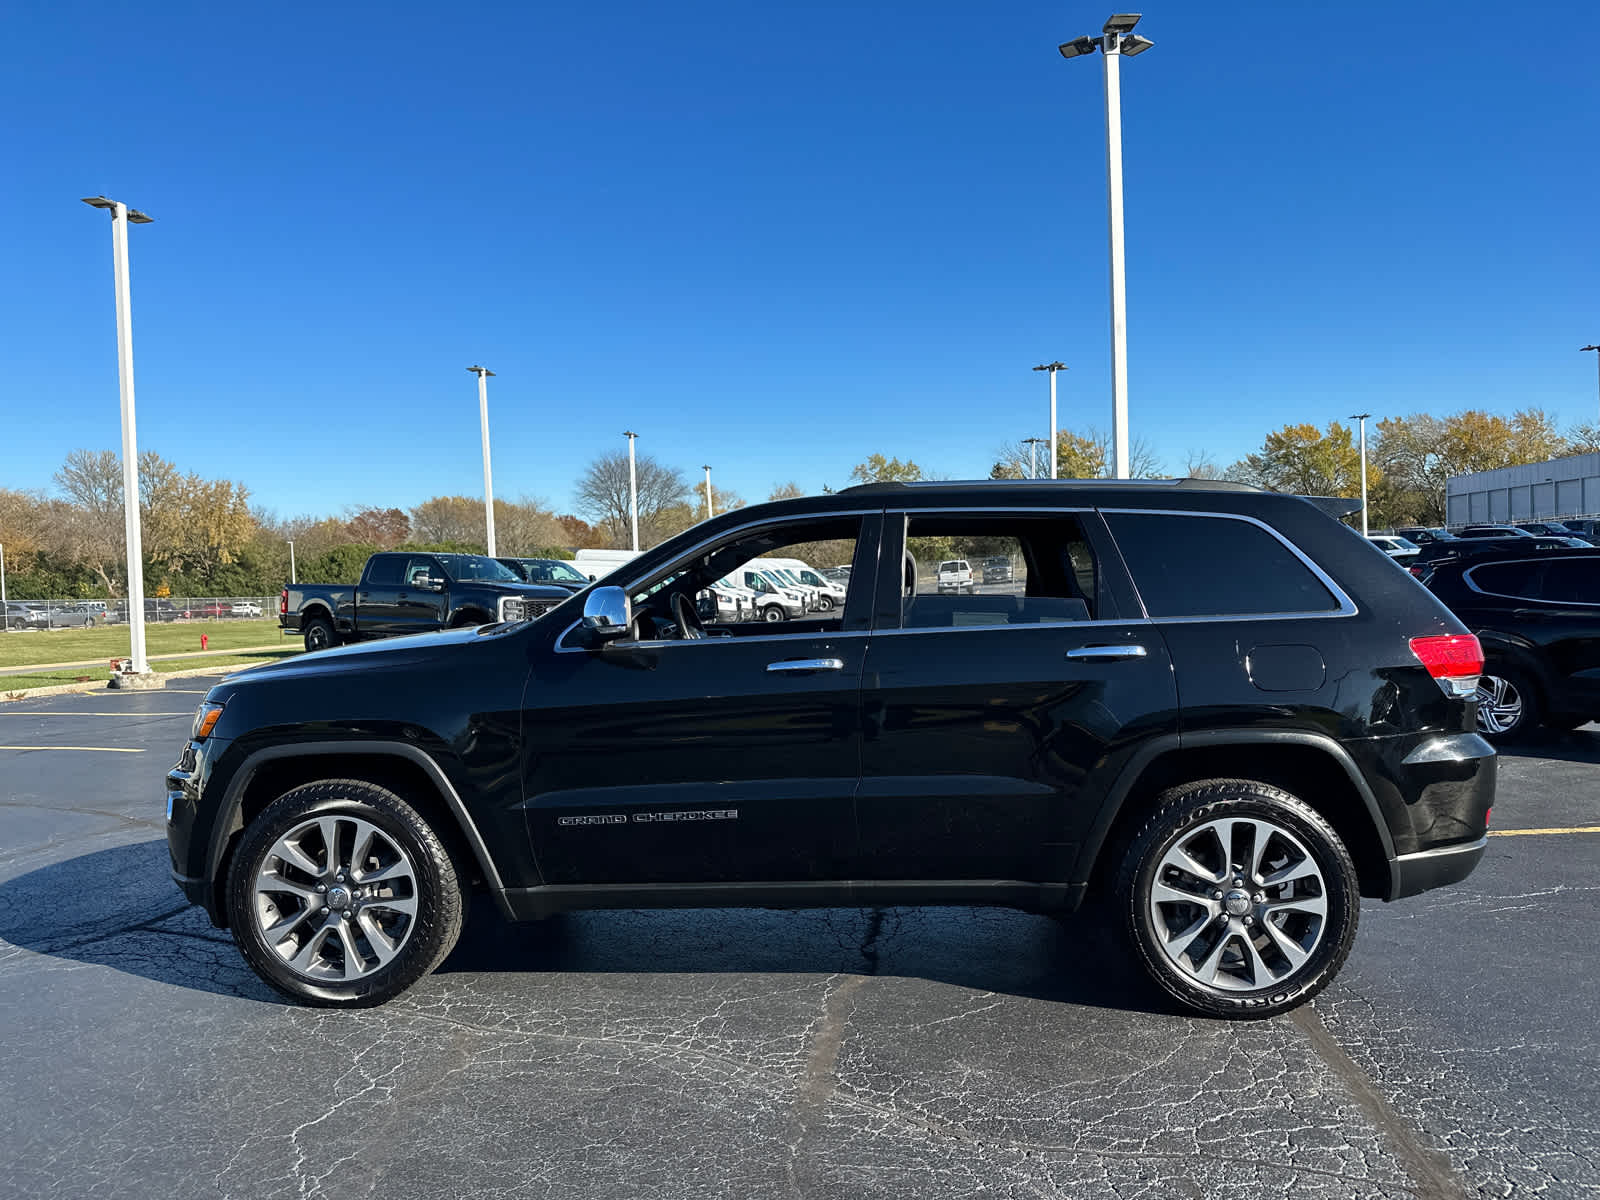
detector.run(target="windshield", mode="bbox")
[434,554,522,583]
[525,559,587,584]
[774,569,805,587]
[799,570,824,586]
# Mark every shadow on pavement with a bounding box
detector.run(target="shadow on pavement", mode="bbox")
[1,838,1170,1016]
[1495,727,1600,764]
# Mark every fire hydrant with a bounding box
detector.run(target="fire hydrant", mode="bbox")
[200,634,208,651]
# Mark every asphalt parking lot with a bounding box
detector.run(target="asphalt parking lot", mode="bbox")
[1,679,1597,1199]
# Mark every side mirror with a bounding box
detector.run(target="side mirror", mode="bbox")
[427,576,448,592]
[588,573,597,582]
[581,586,631,640]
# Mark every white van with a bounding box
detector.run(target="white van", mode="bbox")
[764,557,848,612]
[573,548,641,582]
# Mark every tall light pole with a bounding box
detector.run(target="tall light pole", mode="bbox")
[1059,14,1154,480]
[1022,437,1048,479]
[1,542,8,632]
[467,366,497,556]
[623,431,640,551]
[81,195,154,678]
[1033,362,1068,478]
[1350,413,1371,536]
[1583,346,1599,420]
[287,540,297,585]
[702,465,715,519]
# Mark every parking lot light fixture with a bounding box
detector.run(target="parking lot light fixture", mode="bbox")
[703,466,714,519]
[1583,346,1599,419]
[467,366,498,557]
[624,432,640,551]
[1,542,7,632]
[81,195,153,677]
[1033,363,1068,478]
[1055,15,1154,480]
[1350,413,1371,536]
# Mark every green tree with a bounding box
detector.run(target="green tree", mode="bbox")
[1239,421,1375,499]
[848,454,923,484]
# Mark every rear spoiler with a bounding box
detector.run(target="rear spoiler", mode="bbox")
[1303,495,1362,519]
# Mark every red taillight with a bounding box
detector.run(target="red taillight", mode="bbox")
[1409,634,1483,698]
[1408,565,1425,580]
[280,589,288,615]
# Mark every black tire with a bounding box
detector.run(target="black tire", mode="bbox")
[1116,778,1360,1020]
[303,615,336,653]
[761,605,786,623]
[225,779,466,1007]
[1474,663,1543,742]
[816,595,835,612]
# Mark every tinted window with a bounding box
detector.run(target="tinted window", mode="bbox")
[1106,512,1340,617]
[365,555,405,586]
[1465,562,1543,600]
[1539,559,1600,605]
[901,515,1098,628]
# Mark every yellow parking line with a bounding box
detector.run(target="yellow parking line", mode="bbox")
[0,745,146,753]
[1488,826,1600,837]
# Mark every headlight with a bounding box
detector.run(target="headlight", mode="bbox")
[192,701,225,741]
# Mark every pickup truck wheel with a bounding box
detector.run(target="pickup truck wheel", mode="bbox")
[303,616,336,652]
[1116,778,1359,1020]
[225,779,465,1007]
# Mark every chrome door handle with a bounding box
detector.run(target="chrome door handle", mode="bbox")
[1064,645,1148,662]
[767,658,845,673]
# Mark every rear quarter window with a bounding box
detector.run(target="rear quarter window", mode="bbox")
[1106,511,1343,618]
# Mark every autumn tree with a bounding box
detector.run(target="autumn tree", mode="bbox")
[1373,409,1574,526]
[848,454,923,484]
[556,513,599,546]
[409,496,487,546]
[574,450,689,548]
[1237,421,1375,499]
[768,482,804,501]
[345,507,411,549]
[51,450,127,592]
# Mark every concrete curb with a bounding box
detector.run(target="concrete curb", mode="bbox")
[0,660,296,703]
[0,642,290,677]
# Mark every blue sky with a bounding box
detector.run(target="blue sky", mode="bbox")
[2,0,1597,519]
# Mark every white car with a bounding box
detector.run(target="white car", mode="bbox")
[1367,535,1420,564]
[936,559,974,593]
[229,601,264,617]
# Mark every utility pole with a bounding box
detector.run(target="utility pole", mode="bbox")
[468,366,497,556]
[624,431,640,551]
[1022,437,1048,479]
[81,195,156,682]
[1583,346,1599,421]
[1058,14,1155,479]
[1350,413,1371,537]
[1,542,7,632]
[1032,362,1068,477]
[703,466,715,519]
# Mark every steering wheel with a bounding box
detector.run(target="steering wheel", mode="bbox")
[670,590,706,640]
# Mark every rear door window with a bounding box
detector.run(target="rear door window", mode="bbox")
[901,515,1099,628]
[1466,562,1545,600]
[1537,558,1600,605]
[365,555,405,586]
[1105,511,1342,618]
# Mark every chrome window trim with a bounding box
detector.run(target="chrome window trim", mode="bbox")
[1100,507,1358,621]
[1463,559,1598,607]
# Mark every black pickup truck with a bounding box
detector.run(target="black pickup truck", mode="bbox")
[279,551,569,651]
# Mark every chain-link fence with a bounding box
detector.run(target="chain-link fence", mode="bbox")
[0,596,280,632]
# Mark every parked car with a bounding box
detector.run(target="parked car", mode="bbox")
[1410,536,1585,583]
[983,556,1015,584]
[736,567,805,621]
[1424,549,1600,740]
[185,602,233,620]
[229,602,264,618]
[764,558,849,612]
[1457,524,1532,539]
[936,559,974,593]
[1562,518,1600,540]
[1395,526,1457,546]
[572,549,641,582]
[496,557,591,593]
[168,478,1492,1016]
[48,604,100,628]
[3,602,38,630]
[1516,521,1577,538]
[279,552,571,652]
[145,599,181,623]
[1366,534,1420,564]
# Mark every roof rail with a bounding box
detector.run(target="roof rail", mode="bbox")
[839,477,1267,494]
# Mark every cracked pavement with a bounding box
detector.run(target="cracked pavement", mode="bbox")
[1,680,1596,1198]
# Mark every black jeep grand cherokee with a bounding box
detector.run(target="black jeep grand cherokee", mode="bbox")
[167,480,1494,1017]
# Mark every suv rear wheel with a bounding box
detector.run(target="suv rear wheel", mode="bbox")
[1474,664,1541,742]
[1117,779,1359,1019]
[225,779,465,1006]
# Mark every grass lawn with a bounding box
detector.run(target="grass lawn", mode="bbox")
[0,648,301,695]
[0,619,288,670]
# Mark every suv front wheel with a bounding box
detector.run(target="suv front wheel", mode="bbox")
[1117,779,1359,1019]
[225,779,466,1006]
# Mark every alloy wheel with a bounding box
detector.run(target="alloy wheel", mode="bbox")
[1147,816,1328,993]
[252,814,419,982]
[1475,674,1523,735]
